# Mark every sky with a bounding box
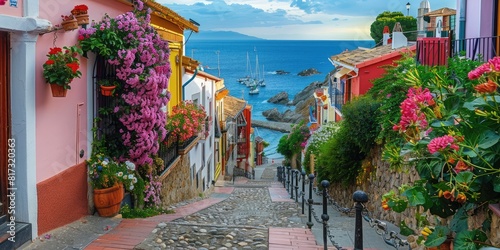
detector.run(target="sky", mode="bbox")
[156,0,456,40]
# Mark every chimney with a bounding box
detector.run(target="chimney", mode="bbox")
[391,22,408,49]
[382,26,391,45]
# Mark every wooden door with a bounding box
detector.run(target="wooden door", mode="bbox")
[0,31,10,216]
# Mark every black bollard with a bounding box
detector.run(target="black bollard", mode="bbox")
[286,166,291,192]
[353,190,369,250]
[307,174,315,229]
[282,167,286,187]
[278,166,282,182]
[295,169,300,202]
[321,180,330,250]
[283,166,286,188]
[290,170,295,199]
[301,170,306,214]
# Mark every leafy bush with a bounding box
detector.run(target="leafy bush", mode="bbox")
[277,120,309,164]
[341,95,381,154]
[303,122,340,174]
[316,124,365,186]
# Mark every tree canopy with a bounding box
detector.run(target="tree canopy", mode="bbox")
[370,11,417,46]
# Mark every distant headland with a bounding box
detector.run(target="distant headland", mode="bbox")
[186,30,265,41]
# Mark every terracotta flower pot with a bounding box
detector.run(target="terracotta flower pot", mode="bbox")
[75,13,89,25]
[93,183,124,217]
[61,18,78,31]
[50,84,67,97]
[100,85,116,96]
[427,238,453,250]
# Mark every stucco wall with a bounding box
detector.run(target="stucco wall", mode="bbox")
[35,1,131,183]
[0,0,23,16]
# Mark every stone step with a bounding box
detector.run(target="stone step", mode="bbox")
[0,215,32,250]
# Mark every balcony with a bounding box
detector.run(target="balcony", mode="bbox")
[416,36,500,66]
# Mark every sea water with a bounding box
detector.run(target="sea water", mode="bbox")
[186,40,375,159]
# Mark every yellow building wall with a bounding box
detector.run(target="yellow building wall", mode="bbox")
[168,43,182,112]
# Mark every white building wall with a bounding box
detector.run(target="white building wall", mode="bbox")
[183,72,216,192]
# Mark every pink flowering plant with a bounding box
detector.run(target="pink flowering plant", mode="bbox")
[83,0,169,208]
[166,100,207,143]
[382,58,500,249]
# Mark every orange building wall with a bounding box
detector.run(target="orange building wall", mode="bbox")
[37,162,88,235]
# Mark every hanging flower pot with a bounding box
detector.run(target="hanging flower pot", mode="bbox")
[100,85,116,96]
[75,14,89,26]
[61,15,78,31]
[50,84,67,97]
[93,183,124,217]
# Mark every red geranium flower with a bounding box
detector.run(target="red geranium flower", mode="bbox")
[66,62,79,73]
[45,60,55,65]
[49,47,62,55]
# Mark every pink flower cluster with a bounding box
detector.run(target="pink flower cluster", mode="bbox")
[167,101,207,142]
[427,135,459,154]
[107,0,171,166]
[144,172,162,206]
[468,56,500,80]
[393,87,434,133]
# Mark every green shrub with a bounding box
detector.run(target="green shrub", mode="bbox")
[316,124,365,186]
[119,204,173,218]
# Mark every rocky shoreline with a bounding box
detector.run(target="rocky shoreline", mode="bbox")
[259,70,333,126]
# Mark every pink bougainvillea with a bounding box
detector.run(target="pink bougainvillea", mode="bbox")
[103,1,170,166]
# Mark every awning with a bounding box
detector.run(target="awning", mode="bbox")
[334,67,353,78]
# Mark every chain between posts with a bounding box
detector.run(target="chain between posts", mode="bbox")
[315,185,411,250]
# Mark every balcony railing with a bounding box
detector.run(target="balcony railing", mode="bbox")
[157,131,180,175]
[416,36,500,66]
[451,36,500,62]
[332,88,343,111]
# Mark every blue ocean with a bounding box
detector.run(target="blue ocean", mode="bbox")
[186,40,375,159]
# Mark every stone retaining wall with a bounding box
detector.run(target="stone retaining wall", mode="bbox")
[325,145,499,246]
[160,154,197,207]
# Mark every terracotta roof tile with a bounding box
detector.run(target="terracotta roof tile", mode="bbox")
[423,7,456,17]
[224,96,246,119]
[330,44,412,67]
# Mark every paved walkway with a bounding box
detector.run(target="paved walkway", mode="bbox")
[22,162,400,249]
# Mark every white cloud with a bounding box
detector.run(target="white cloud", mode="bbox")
[155,0,457,40]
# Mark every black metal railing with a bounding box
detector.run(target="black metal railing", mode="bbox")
[277,166,411,250]
[157,131,180,175]
[179,135,198,149]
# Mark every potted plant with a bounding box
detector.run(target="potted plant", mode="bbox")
[71,4,89,25]
[77,13,126,60]
[60,14,78,31]
[97,79,118,96]
[382,58,500,249]
[166,100,207,143]
[87,134,138,217]
[42,46,82,97]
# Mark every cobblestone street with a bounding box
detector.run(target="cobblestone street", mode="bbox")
[136,167,306,250]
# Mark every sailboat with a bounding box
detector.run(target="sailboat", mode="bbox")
[259,65,266,87]
[249,85,259,95]
[238,52,253,84]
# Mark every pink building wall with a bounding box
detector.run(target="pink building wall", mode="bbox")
[465,0,495,39]
[34,0,132,235]
[36,1,130,182]
[0,0,23,16]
